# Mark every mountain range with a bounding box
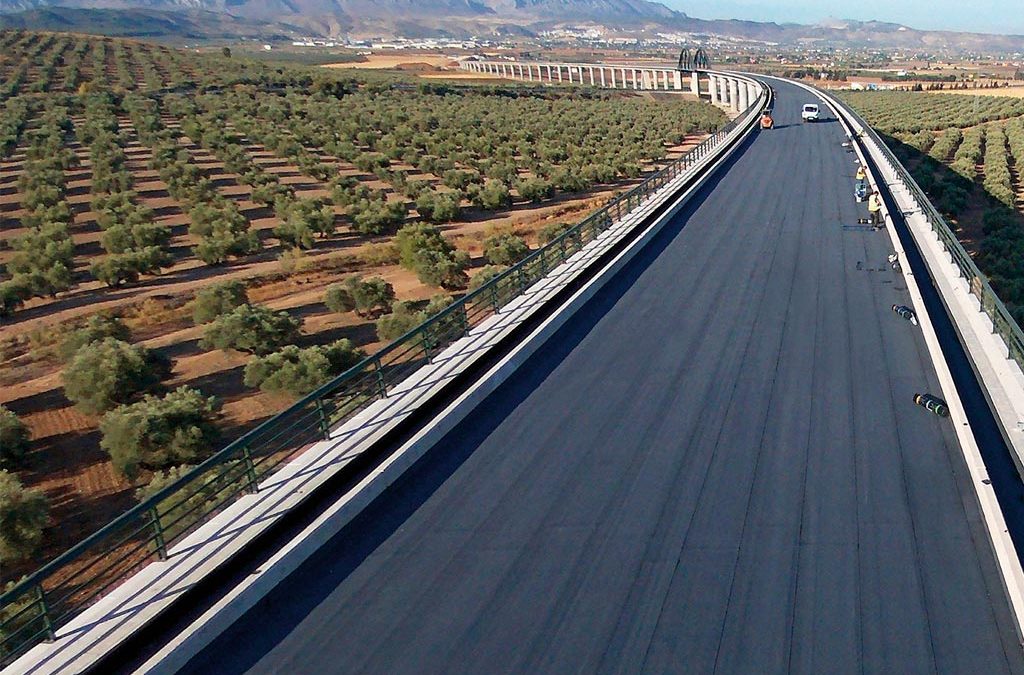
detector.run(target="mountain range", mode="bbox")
[1,0,1023,52]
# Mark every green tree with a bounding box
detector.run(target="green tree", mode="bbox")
[59,314,130,361]
[0,279,30,318]
[474,180,512,210]
[0,470,49,562]
[468,264,508,292]
[243,340,364,398]
[324,277,395,318]
[100,387,220,479]
[483,233,530,266]
[200,304,301,355]
[0,406,29,470]
[395,222,470,289]
[192,280,249,324]
[62,338,171,415]
[376,301,428,342]
[415,190,461,223]
[538,221,572,245]
[516,178,554,203]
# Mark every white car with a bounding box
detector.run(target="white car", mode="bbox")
[801,103,820,122]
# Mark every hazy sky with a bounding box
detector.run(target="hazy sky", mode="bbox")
[664,0,1024,35]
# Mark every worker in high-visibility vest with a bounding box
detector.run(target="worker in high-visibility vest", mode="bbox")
[855,165,866,184]
[868,191,883,229]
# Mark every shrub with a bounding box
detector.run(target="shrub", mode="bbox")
[0,406,29,470]
[62,338,172,415]
[59,314,130,361]
[134,463,227,540]
[0,471,49,562]
[192,280,249,324]
[539,221,573,245]
[516,177,554,202]
[277,247,311,275]
[415,190,461,223]
[377,302,429,342]
[243,340,364,398]
[349,197,407,235]
[273,217,315,250]
[358,242,401,267]
[0,279,30,318]
[100,222,170,254]
[100,387,220,479]
[395,222,470,289]
[90,247,171,286]
[483,233,530,266]
[468,264,508,292]
[200,304,302,355]
[324,277,395,318]
[473,180,512,210]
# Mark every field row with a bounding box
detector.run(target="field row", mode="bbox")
[844,93,1024,327]
[837,90,1024,133]
[0,36,725,584]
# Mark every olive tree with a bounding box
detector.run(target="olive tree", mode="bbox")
[192,280,249,324]
[200,304,301,355]
[324,277,395,318]
[395,223,470,289]
[59,314,130,361]
[0,406,29,470]
[243,340,364,398]
[100,387,220,479]
[376,301,428,342]
[62,338,172,415]
[0,470,49,562]
[483,233,530,266]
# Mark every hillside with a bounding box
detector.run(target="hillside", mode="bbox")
[2,0,1024,51]
[0,7,304,39]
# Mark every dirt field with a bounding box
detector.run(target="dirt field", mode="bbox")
[0,102,708,581]
[321,54,456,69]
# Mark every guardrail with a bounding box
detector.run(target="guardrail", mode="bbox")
[0,81,767,667]
[834,99,1024,368]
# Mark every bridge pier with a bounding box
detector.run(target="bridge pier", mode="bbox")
[464,60,751,103]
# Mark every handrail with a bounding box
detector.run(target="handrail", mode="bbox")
[827,91,1024,367]
[0,77,768,666]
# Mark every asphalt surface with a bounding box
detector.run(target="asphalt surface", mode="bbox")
[184,81,1024,674]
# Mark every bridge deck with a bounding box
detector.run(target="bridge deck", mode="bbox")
[185,82,1024,674]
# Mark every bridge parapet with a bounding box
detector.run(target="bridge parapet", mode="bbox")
[460,60,761,114]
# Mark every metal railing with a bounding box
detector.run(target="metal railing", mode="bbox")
[0,84,767,666]
[834,96,1024,368]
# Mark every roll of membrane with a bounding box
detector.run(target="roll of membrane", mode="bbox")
[914,393,949,417]
[892,304,918,326]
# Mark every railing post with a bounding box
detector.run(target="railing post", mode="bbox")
[148,507,168,561]
[421,325,434,361]
[458,303,470,337]
[314,397,330,438]
[241,444,259,494]
[35,584,55,642]
[373,357,387,399]
[539,247,548,275]
[489,281,500,311]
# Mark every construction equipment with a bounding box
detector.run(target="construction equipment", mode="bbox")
[914,393,950,417]
[892,304,918,325]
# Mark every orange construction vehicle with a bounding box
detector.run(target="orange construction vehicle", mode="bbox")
[760,110,774,129]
